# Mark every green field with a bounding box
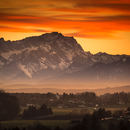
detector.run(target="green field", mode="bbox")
[0,108,90,128]
[53,106,127,115]
[52,107,93,115]
[0,106,127,129]
[105,106,127,113]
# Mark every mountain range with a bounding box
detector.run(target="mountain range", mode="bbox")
[0,32,130,89]
[4,85,130,95]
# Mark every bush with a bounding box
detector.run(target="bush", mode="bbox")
[22,104,53,119]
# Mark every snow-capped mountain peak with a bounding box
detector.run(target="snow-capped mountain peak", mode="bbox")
[0,32,130,82]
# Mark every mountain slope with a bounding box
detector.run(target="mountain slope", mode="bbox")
[0,32,130,84]
[0,32,89,79]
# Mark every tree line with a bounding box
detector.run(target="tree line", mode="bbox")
[11,91,130,108]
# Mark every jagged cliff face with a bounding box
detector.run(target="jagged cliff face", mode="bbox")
[0,32,130,84]
[0,32,88,79]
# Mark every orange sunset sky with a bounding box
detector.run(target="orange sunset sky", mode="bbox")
[0,0,130,54]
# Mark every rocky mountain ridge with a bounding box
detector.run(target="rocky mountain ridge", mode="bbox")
[0,32,130,82]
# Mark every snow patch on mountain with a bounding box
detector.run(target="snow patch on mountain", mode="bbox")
[1,50,22,59]
[50,51,56,55]
[1,47,38,60]
[19,64,32,78]
[59,59,70,70]
[40,45,51,52]
[27,47,38,52]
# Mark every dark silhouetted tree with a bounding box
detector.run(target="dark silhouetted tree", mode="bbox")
[93,108,111,120]
[0,90,20,120]
[22,104,53,119]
